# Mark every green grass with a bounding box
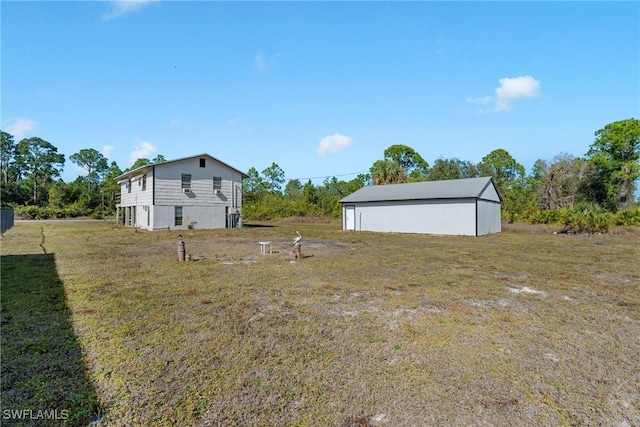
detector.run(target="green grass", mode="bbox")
[1,220,639,426]
[1,251,100,426]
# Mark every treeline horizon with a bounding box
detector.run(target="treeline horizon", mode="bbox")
[1,118,639,230]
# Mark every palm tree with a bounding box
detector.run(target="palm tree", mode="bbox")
[370,159,408,185]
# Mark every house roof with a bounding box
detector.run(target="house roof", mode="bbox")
[339,176,501,203]
[115,153,248,182]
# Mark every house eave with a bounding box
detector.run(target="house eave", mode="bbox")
[114,153,248,182]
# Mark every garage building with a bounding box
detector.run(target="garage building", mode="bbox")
[339,177,501,236]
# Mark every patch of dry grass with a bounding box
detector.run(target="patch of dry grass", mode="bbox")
[2,220,639,426]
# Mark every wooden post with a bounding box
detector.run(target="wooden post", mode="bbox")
[178,238,186,262]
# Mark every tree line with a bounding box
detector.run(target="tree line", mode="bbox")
[0,133,166,218]
[1,118,638,228]
[243,118,640,229]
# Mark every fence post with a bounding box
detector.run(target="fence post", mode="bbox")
[1,208,14,234]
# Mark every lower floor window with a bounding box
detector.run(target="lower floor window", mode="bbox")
[175,206,183,226]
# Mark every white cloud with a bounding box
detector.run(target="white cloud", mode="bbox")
[2,117,36,139]
[128,139,157,164]
[253,52,281,72]
[466,75,541,112]
[102,0,158,21]
[465,96,492,105]
[495,76,541,111]
[102,145,115,158]
[317,134,353,157]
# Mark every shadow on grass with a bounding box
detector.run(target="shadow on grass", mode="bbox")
[242,223,275,228]
[1,253,101,426]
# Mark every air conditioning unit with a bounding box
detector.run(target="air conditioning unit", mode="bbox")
[183,188,191,193]
[214,189,221,195]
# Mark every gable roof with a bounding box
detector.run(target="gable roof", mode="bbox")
[115,153,248,182]
[339,177,501,204]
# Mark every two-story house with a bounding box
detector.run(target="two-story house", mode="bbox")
[115,154,248,230]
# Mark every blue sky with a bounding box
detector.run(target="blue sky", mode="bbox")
[2,1,639,185]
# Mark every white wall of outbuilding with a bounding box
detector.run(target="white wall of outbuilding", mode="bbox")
[476,199,502,236]
[342,198,501,236]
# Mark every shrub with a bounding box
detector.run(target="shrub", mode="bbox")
[91,209,105,220]
[14,203,93,220]
[528,208,568,225]
[18,205,48,219]
[64,202,91,218]
[614,207,640,226]
[562,202,613,234]
[243,193,323,220]
[14,205,40,220]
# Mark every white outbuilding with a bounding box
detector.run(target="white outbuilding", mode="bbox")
[339,177,501,236]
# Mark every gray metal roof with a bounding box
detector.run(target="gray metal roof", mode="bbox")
[115,153,248,182]
[339,177,500,203]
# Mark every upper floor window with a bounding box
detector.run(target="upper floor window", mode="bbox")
[213,177,222,192]
[181,174,191,189]
[200,158,206,168]
[127,180,131,193]
[142,174,147,191]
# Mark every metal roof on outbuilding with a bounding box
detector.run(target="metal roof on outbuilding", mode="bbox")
[339,176,501,203]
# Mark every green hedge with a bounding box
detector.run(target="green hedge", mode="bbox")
[528,208,568,225]
[243,193,326,221]
[525,204,639,231]
[14,203,92,220]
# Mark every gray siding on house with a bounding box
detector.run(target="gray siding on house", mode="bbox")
[120,169,154,207]
[153,157,243,208]
[116,154,246,230]
[152,205,228,230]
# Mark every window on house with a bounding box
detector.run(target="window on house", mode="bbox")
[200,158,206,168]
[127,180,131,193]
[181,174,191,189]
[142,174,147,191]
[213,177,222,192]
[175,206,183,226]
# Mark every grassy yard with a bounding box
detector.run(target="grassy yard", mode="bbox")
[1,220,639,426]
